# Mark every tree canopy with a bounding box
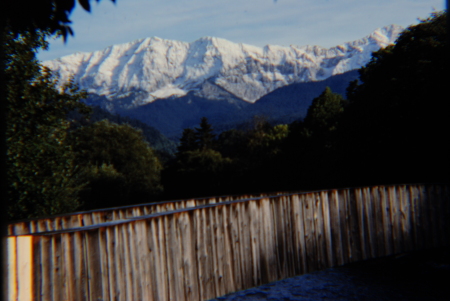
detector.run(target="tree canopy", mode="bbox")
[5,29,90,219]
[70,120,163,209]
[339,11,449,185]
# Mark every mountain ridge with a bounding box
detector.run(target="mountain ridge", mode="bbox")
[44,24,403,109]
[44,25,403,137]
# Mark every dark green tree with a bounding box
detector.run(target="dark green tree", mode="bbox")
[70,120,163,209]
[302,87,347,138]
[339,11,448,185]
[274,87,348,190]
[5,29,90,220]
[195,117,215,150]
[178,128,197,153]
[162,148,232,199]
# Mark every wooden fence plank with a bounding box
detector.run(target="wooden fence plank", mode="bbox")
[193,209,204,301]
[113,225,126,300]
[86,230,103,301]
[285,195,297,277]
[199,207,214,300]
[354,188,367,260]
[220,205,235,295]
[16,236,33,301]
[328,190,342,266]
[164,214,177,301]
[379,186,394,255]
[389,186,404,253]
[206,208,217,300]
[60,233,74,301]
[229,202,243,292]
[363,187,377,259]
[73,231,88,301]
[153,217,169,301]
[409,185,422,249]
[291,196,302,275]
[372,187,385,257]
[33,237,41,301]
[213,205,226,298]
[239,201,252,289]
[313,192,327,271]
[40,235,52,301]
[128,223,141,300]
[347,189,362,263]
[184,210,200,301]
[51,235,62,301]
[249,200,261,287]
[273,196,285,279]
[6,237,17,301]
[175,212,187,300]
[259,198,270,283]
[104,227,115,301]
[135,221,151,300]
[97,228,111,301]
[303,193,316,273]
[399,185,414,252]
[144,220,156,301]
[321,191,333,268]
[338,189,351,265]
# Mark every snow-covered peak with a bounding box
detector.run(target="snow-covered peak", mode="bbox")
[44,25,403,107]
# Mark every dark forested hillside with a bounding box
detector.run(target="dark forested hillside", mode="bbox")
[69,106,177,159]
[247,70,359,124]
[112,70,359,139]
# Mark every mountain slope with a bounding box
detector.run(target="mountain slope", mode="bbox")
[246,70,360,124]
[119,70,359,137]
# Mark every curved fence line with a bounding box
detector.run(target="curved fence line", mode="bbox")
[5,184,450,301]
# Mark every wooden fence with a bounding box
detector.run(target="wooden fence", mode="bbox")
[8,193,278,236]
[5,184,450,301]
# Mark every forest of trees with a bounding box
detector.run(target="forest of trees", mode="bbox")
[5,11,448,220]
[163,11,448,196]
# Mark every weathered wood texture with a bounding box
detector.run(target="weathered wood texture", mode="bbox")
[8,194,275,236]
[6,184,450,301]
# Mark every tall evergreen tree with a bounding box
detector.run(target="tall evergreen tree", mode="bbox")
[303,87,347,137]
[178,128,197,153]
[195,117,215,150]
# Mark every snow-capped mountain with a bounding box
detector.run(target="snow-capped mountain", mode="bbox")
[44,24,403,111]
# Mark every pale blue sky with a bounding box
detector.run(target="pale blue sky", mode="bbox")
[37,0,445,61]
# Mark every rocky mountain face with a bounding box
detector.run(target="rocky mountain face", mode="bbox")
[44,25,403,137]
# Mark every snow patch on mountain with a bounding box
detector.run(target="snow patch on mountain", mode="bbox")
[44,25,403,108]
